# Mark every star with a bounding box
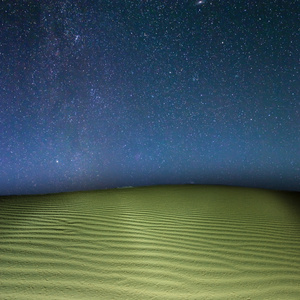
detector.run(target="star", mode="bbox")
[195,0,206,5]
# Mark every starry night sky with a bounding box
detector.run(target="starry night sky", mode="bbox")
[0,0,299,195]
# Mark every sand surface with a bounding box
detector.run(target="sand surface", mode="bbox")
[1,185,300,299]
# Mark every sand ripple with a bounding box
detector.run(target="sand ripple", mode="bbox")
[1,185,300,299]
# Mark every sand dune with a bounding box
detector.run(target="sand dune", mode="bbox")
[1,185,300,299]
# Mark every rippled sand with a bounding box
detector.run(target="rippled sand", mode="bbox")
[1,185,299,299]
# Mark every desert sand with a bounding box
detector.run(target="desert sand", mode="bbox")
[0,185,299,299]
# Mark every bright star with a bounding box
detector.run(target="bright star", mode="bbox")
[196,0,206,5]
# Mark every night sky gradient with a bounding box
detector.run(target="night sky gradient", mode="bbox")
[1,0,299,195]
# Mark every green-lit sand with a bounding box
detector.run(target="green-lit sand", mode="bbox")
[1,185,299,299]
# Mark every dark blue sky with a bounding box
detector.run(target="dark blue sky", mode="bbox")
[0,0,299,195]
